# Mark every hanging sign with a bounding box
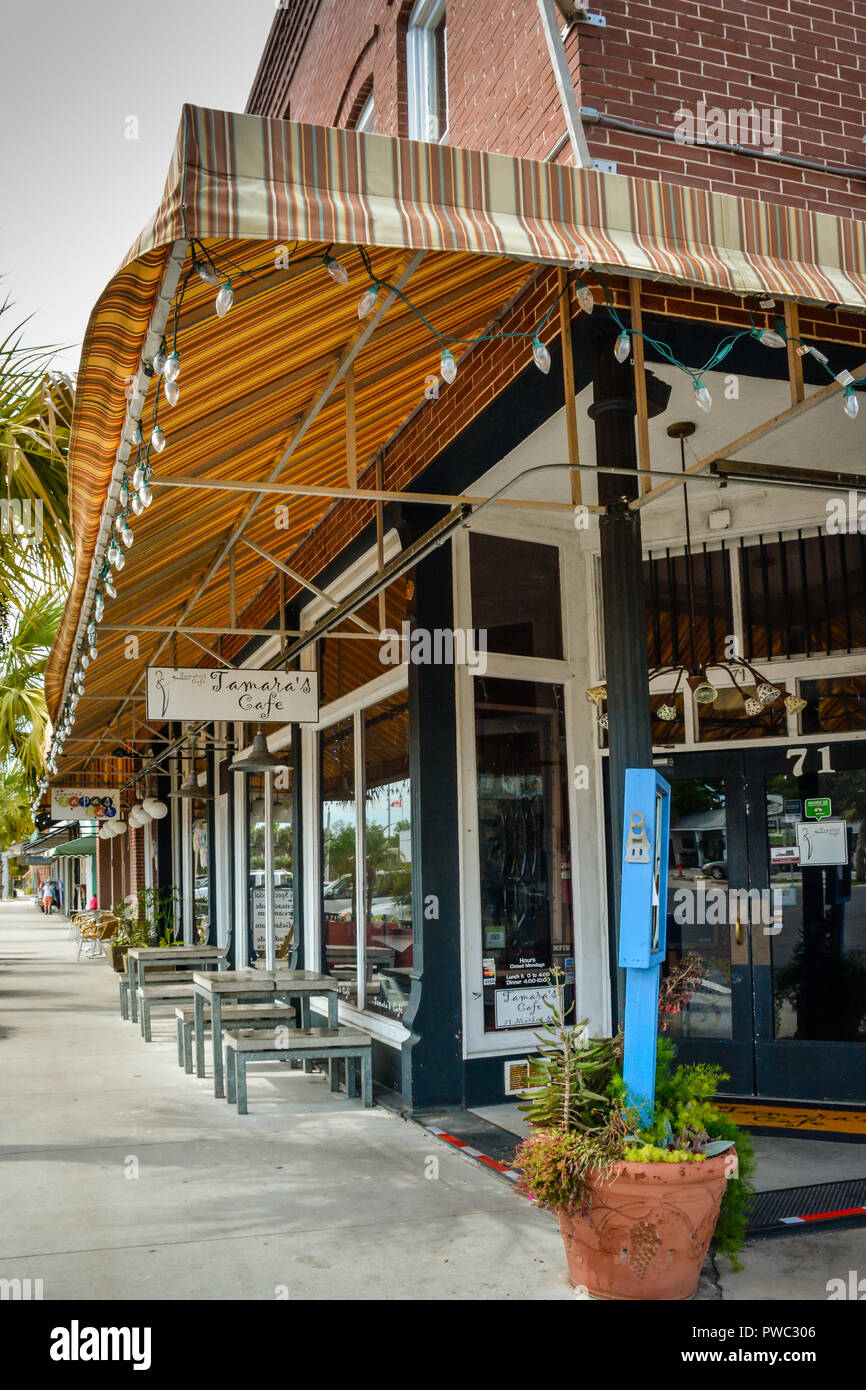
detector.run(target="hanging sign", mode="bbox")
[50,788,119,822]
[146,667,318,723]
[804,797,832,820]
[796,819,848,867]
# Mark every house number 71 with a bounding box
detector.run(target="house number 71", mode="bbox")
[786,744,836,777]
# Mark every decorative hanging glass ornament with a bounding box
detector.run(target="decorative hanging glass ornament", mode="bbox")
[575,284,595,315]
[784,693,808,715]
[598,712,609,730]
[531,336,551,374]
[324,255,349,286]
[440,348,457,384]
[690,676,718,705]
[358,285,379,318]
[614,332,631,363]
[757,682,780,705]
[215,279,234,316]
[656,703,678,721]
[585,684,607,706]
[151,426,166,453]
[163,351,180,383]
[744,696,763,716]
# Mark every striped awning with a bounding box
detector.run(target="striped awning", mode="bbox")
[46,104,866,774]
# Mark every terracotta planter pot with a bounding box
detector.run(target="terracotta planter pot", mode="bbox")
[557,1151,731,1300]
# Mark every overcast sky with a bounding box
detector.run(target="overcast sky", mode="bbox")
[0,0,277,372]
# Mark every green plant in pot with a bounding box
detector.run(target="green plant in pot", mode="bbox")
[513,970,754,1300]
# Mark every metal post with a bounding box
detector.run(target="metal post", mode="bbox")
[264,771,276,972]
[590,333,654,1026]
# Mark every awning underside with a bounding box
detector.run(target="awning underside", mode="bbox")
[46,105,866,783]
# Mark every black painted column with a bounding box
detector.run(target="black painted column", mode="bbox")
[401,523,464,1111]
[590,334,654,1026]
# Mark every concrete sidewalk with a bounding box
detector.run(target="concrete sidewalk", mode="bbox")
[1,899,863,1301]
[0,901,572,1301]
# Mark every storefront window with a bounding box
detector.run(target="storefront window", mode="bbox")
[363,694,413,1019]
[470,533,563,659]
[473,677,573,1031]
[248,768,294,961]
[192,802,209,942]
[645,546,732,670]
[320,578,411,705]
[799,675,866,734]
[321,717,360,1004]
[741,532,866,659]
[696,685,786,742]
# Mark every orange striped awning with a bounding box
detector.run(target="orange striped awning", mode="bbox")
[46,104,866,779]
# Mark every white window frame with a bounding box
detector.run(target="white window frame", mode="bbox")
[454,520,609,1058]
[407,0,448,143]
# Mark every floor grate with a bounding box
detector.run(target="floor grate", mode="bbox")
[747,1177,866,1235]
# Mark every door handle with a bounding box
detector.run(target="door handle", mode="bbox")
[734,915,742,946]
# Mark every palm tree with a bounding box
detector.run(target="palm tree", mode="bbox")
[0,765,35,848]
[0,297,73,608]
[0,591,64,792]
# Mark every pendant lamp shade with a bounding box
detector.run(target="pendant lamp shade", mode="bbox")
[229,724,289,774]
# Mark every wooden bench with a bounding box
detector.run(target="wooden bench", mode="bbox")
[224,1027,373,1114]
[136,983,199,1042]
[174,1002,296,1073]
[119,969,201,1021]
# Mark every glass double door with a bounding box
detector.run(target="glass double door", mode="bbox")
[662,741,866,1102]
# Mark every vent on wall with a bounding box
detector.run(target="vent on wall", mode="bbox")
[504,1059,531,1095]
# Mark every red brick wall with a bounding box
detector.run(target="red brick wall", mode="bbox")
[249,2,866,218]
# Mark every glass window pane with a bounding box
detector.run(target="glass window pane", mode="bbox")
[364,693,413,1020]
[799,675,866,734]
[192,800,209,943]
[645,547,733,670]
[470,534,562,659]
[474,677,573,1032]
[664,779,733,1040]
[742,533,866,659]
[248,769,294,962]
[320,577,411,706]
[767,772,866,1041]
[321,718,359,1005]
[696,684,786,742]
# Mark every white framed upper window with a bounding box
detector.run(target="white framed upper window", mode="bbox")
[355,90,375,133]
[406,0,448,143]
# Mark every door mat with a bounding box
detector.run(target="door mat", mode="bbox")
[747,1178,866,1235]
[717,1100,866,1139]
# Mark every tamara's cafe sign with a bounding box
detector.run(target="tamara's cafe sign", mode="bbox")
[51,788,120,822]
[146,668,319,723]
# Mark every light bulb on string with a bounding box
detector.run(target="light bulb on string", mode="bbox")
[131,421,143,446]
[324,255,349,286]
[575,285,595,315]
[115,513,125,533]
[121,525,134,549]
[844,389,860,420]
[119,481,129,508]
[131,494,143,516]
[153,346,167,376]
[132,465,144,490]
[164,351,180,383]
[754,328,786,349]
[80,651,89,671]
[196,262,220,287]
[216,279,234,317]
[531,335,551,374]
[614,332,631,363]
[114,549,125,571]
[358,285,379,318]
[440,348,457,385]
[89,643,98,661]
[139,484,153,508]
[94,594,104,622]
[694,381,712,412]
[164,379,179,407]
[151,426,166,453]
[104,577,117,600]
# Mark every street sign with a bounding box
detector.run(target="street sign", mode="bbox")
[619,768,671,1126]
[146,667,318,723]
[804,797,832,820]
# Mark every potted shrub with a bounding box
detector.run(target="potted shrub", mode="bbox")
[513,977,754,1301]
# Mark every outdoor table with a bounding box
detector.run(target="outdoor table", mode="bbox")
[126,946,227,1024]
[192,968,340,1098]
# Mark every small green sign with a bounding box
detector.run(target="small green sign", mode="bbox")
[804,797,832,820]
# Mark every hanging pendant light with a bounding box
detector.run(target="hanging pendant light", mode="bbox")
[575,284,595,315]
[614,332,631,363]
[216,279,234,317]
[531,336,551,374]
[229,724,289,774]
[440,348,457,385]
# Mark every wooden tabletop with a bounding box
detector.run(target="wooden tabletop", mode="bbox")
[129,946,227,959]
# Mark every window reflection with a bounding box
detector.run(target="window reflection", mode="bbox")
[364,694,413,1019]
[248,767,294,962]
[321,718,360,1005]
